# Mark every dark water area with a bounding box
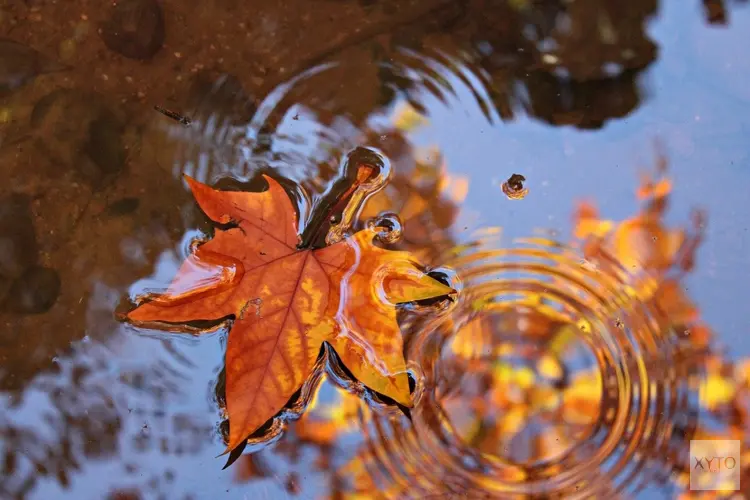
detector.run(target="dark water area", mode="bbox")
[1,0,749,498]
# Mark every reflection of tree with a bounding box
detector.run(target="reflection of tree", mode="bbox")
[702,0,749,25]
[0,360,122,498]
[0,167,203,396]
[164,0,750,191]
[0,195,217,498]
[570,156,749,496]
[151,0,666,187]
[0,336,216,499]
[316,105,468,266]
[250,0,662,139]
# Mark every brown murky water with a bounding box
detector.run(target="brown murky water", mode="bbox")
[1,0,749,498]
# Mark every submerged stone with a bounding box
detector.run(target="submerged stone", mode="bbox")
[100,0,165,60]
[0,39,67,96]
[0,194,38,279]
[5,266,61,315]
[31,89,127,183]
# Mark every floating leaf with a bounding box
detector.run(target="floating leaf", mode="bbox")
[125,175,454,454]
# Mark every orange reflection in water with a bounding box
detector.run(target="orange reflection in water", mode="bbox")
[241,154,749,499]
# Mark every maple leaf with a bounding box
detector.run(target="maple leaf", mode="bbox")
[125,174,454,454]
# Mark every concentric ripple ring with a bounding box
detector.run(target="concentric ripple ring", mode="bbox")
[357,233,703,498]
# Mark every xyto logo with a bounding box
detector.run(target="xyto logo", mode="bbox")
[690,440,740,491]
[693,456,737,472]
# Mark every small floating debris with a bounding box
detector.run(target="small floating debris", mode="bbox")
[154,105,192,126]
[501,173,528,200]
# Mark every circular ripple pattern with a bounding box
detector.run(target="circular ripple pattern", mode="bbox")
[356,234,704,498]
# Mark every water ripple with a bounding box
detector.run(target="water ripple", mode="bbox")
[355,231,704,498]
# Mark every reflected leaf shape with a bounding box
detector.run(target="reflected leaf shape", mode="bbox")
[124,173,454,455]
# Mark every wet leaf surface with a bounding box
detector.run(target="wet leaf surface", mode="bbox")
[124,171,454,454]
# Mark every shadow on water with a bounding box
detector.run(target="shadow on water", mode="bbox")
[1,0,749,498]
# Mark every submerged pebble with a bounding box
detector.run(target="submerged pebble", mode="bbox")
[5,266,61,315]
[100,0,165,60]
[106,197,140,217]
[0,275,11,305]
[30,89,127,183]
[0,194,38,279]
[0,39,68,97]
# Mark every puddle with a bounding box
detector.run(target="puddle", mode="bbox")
[1,0,749,498]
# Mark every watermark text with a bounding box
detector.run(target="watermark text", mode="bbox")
[690,440,740,491]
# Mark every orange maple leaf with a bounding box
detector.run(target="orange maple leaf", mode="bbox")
[125,175,454,454]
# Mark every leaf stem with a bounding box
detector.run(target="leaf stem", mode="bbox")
[299,147,384,249]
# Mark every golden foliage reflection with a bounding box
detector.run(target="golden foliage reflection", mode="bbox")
[231,144,748,498]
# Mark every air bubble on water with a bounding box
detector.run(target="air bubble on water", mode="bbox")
[366,212,403,244]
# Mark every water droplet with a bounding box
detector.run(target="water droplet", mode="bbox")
[366,212,403,244]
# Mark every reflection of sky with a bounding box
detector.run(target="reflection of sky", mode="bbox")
[18,261,336,498]
[19,320,224,499]
[410,1,750,360]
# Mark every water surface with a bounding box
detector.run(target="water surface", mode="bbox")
[1,0,749,498]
